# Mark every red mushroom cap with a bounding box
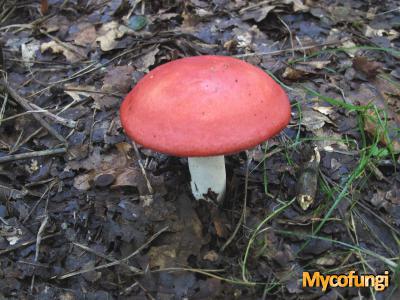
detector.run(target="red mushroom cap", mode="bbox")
[120,55,291,157]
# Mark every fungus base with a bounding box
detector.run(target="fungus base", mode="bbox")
[188,156,226,202]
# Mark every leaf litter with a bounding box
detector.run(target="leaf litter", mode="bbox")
[0,0,399,299]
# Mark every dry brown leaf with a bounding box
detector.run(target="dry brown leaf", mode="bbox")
[74,23,97,47]
[102,65,134,94]
[64,84,97,102]
[353,56,382,78]
[282,0,308,12]
[301,110,334,131]
[282,67,307,80]
[134,47,159,72]
[297,60,331,69]
[73,173,92,191]
[240,5,276,22]
[40,41,86,63]
[203,250,219,262]
[96,21,131,51]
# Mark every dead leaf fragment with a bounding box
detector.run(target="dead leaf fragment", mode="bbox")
[353,56,381,78]
[102,65,134,94]
[21,40,40,67]
[203,250,219,262]
[282,67,307,80]
[96,21,131,51]
[300,110,334,131]
[134,47,160,72]
[73,173,92,191]
[41,41,86,63]
[240,5,276,22]
[74,23,97,47]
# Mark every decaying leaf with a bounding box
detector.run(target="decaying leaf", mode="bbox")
[102,65,134,94]
[96,21,132,51]
[300,109,334,131]
[91,65,135,110]
[73,23,97,47]
[353,56,382,78]
[21,40,40,67]
[64,84,97,102]
[134,47,159,72]
[148,195,205,268]
[282,67,307,80]
[40,40,86,63]
[240,5,276,22]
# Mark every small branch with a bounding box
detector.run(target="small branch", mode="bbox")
[0,232,61,256]
[56,226,168,280]
[221,158,250,251]
[0,79,67,143]
[34,215,48,262]
[73,242,141,273]
[0,148,66,163]
[29,102,76,128]
[132,141,154,194]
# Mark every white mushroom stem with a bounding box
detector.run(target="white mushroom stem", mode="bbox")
[188,156,226,202]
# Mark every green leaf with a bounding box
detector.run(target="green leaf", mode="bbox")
[128,15,147,31]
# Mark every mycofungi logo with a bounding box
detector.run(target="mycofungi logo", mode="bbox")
[302,271,390,291]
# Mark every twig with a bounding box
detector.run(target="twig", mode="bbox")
[23,181,55,224]
[221,158,250,251]
[278,15,295,58]
[235,40,344,58]
[56,226,168,280]
[10,128,42,154]
[0,147,66,163]
[31,214,49,292]
[73,242,141,273]
[0,79,67,143]
[131,141,154,194]
[39,29,87,61]
[34,215,48,262]
[29,102,76,128]
[0,232,61,256]
[0,81,75,127]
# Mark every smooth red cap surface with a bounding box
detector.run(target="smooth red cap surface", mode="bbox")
[120,55,291,157]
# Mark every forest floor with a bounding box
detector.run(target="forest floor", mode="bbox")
[0,0,400,299]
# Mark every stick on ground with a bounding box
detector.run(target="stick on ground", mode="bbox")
[0,79,67,144]
[0,148,66,163]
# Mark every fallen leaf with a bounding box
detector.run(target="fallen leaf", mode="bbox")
[203,250,219,262]
[297,60,331,69]
[283,0,308,12]
[73,23,97,47]
[102,65,134,94]
[364,25,399,41]
[21,40,40,67]
[127,15,147,31]
[282,67,308,80]
[73,173,92,191]
[312,106,334,115]
[134,47,159,72]
[353,56,382,78]
[300,110,334,131]
[40,40,86,63]
[96,21,131,51]
[148,195,205,268]
[341,40,358,57]
[240,5,276,22]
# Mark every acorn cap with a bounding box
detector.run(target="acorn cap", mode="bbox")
[120,55,291,157]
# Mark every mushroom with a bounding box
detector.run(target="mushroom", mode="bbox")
[120,55,290,203]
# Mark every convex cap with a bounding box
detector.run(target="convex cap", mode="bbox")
[120,55,291,157]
